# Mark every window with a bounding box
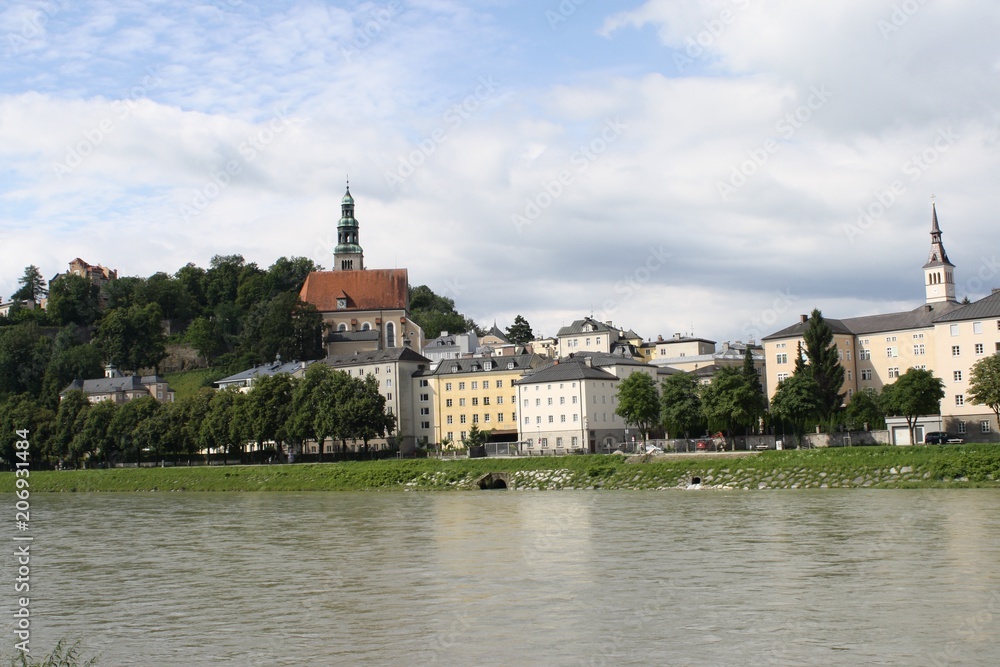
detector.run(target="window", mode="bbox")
[861,369,873,380]
[472,414,479,423]
[976,343,985,355]
[888,368,900,378]
[950,324,960,336]
[845,351,851,361]
[337,322,347,331]
[547,397,553,405]
[446,399,453,407]
[445,382,452,391]
[385,322,395,347]
[573,414,578,422]
[560,415,566,423]
[887,347,898,358]
[507,362,514,370]
[912,333,924,339]
[525,437,532,446]
[535,416,541,424]
[471,381,478,390]
[913,344,925,356]
[860,349,871,360]
[776,353,788,364]
[523,399,528,407]
[572,396,578,404]
[446,415,453,424]
[556,437,563,447]
[459,398,466,407]
[483,397,490,405]
[496,380,504,388]
[540,438,548,447]
[498,413,504,422]
[535,398,540,406]
[982,421,992,434]
[548,415,554,423]
[886,336,897,342]
[420,421,430,429]
[954,370,963,382]
[447,432,453,440]
[957,421,967,434]
[973,321,983,334]
[419,379,428,387]
[461,431,467,440]
[460,415,467,424]
[420,407,430,416]
[497,396,503,404]
[955,395,964,406]
[482,380,490,389]
[524,416,529,424]
[458,382,466,390]
[386,379,392,387]
[470,397,478,406]
[419,393,429,401]
[952,346,961,357]
[571,436,578,447]
[483,414,490,423]
[777,372,789,382]
[846,370,853,381]
[484,362,493,371]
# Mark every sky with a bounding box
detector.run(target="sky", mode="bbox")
[2,0,999,345]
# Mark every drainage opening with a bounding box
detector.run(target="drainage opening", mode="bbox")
[690,476,702,485]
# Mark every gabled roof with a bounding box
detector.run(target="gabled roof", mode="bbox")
[515,357,618,384]
[324,347,430,368]
[432,353,540,376]
[557,317,615,337]
[215,359,317,385]
[763,301,967,341]
[299,269,408,312]
[935,290,1000,322]
[762,316,855,341]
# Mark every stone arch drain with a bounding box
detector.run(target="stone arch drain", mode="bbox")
[477,473,510,490]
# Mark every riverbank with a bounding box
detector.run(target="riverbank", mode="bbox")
[4,444,1000,492]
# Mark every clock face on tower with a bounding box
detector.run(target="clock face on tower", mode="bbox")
[932,288,939,295]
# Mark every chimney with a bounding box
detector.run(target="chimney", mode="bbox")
[673,332,681,339]
[992,287,1000,294]
[800,314,808,323]
[657,335,664,342]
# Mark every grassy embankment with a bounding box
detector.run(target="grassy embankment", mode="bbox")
[162,367,223,399]
[4,444,1000,492]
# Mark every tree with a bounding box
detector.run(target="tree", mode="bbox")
[12,265,47,302]
[288,363,333,459]
[801,309,846,423]
[700,366,762,438]
[409,284,479,339]
[239,292,323,364]
[341,374,396,450]
[94,303,167,373]
[464,423,490,449]
[201,387,247,463]
[615,372,660,442]
[505,315,534,345]
[139,271,196,321]
[78,399,118,466]
[244,373,297,461]
[0,394,55,466]
[740,345,767,433]
[53,390,91,466]
[0,322,52,398]
[967,355,1000,431]
[267,256,322,294]
[879,368,945,445]
[660,372,703,439]
[47,274,101,326]
[843,388,886,431]
[185,316,226,364]
[40,326,103,406]
[107,396,161,465]
[769,372,823,446]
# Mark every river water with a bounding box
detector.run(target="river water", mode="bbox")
[5,490,1000,666]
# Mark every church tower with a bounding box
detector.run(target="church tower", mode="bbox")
[923,202,956,304]
[334,183,364,271]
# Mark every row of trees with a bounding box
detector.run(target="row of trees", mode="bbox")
[614,309,1000,446]
[0,363,396,469]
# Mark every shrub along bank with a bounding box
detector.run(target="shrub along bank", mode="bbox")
[3,445,1000,493]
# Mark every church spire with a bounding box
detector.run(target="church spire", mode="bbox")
[923,201,956,304]
[334,180,364,271]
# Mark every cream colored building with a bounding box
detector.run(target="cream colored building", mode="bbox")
[556,317,643,358]
[418,354,544,449]
[762,204,999,442]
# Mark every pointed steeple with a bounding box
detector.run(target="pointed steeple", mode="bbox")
[923,201,956,304]
[334,180,364,271]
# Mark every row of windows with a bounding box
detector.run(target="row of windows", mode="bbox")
[445,379,507,391]
[524,396,579,406]
[445,396,513,407]
[955,421,993,434]
[445,413,512,424]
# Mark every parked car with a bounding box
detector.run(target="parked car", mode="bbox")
[924,432,964,444]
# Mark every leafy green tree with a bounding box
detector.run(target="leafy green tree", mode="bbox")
[53,390,91,465]
[770,372,823,445]
[879,368,945,445]
[12,264,47,302]
[801,309,846,423]
[740,345,767,433]
[244,373,297,460]
[288,363,337,459]
[40,326,103,406]
[201,387,247,463]
[140,271,196,321]
[78,399,118,466]
[46,274,99,326]
[172,389,214,461]
[464,423,490,449]
[700,366,762,438]
[101,276,146,311]
[968,355,1000,430]
[315,368,361,453]
[342,374,396,450]
[409,284,479,339]
[240,291,323,363]
[204,254,249,309]
[185,316,226,364]
[0,394,55,466]
[843,389,886,431]
[267,256,322,294]
[615,372,660,441]
[0,322,52,398]
[108,396,161,465]
[660,372,703,438]
[505,315,534,345]
[175,263,208,315]
[94,303,167,373]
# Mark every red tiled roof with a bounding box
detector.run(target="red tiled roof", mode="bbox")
[299,269,409,312]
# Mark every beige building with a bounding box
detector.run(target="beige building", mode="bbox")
[418,354,544,449]
[556,317,643,358]
[61,364,175,404]
[763,204,999,442]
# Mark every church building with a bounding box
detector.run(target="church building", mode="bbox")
[299,185,425,356]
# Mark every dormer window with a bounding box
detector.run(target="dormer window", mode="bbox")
[484,361,493,371]
[451,365,459,373]
[507,361,515,370]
